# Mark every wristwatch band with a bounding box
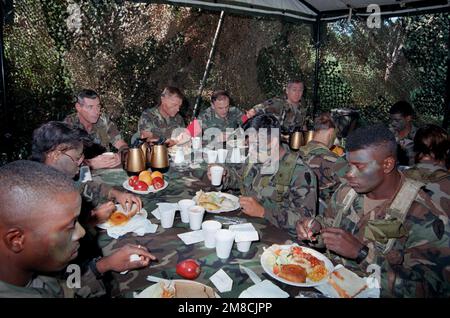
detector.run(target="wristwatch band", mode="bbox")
[355,245,369,264]
[89,257,104,279]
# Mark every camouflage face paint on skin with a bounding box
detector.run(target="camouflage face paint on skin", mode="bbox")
[390,114,407,132]
[346,150,383,193]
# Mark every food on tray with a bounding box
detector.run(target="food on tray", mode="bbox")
[138,170,153,186]
[268,245,329,283]
[133,180,149,191]
[152,176,164,190]
[277,264,307,283]
[128,175,139,187]
[108,211,130,226]
[151,171,163,180]
[327,266,368,298]
[195,190,236,211]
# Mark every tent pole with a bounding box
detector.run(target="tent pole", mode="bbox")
[192,10,225,118]
[312,17,322,119]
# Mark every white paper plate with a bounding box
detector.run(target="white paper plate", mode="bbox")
[260,244,334,287]
[193,191,240,213]
[97,204,148,230]
[122,179,169,194]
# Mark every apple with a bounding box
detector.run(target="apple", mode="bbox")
[128,176,139,187]
[176,259,201,280]
[133,180,149,191]
[152,176,164,190]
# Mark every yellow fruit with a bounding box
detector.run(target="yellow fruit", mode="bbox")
[151,171,163,180]
[139,170,152,179]
[139,174,153,186]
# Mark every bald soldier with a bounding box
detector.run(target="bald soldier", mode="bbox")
[297,125,450,298]
[0,161,155,297]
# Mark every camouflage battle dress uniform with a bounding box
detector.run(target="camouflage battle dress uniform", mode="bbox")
[404,161,450,216]
[391,125,418,167]
[65,113,124,157]
[313,173,450,298]
[138,107,185,141]
[299,141,348,216]
[253,97,307,133]
[0,266,106,298]
[222,144,317,238]
[198,106,243,131]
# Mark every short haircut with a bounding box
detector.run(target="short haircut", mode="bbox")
[242,113,280,139]
[211,90,230,104]
[31,121,90,163]
[414,124,449,164]
[161,86,184,100]
[76,89,99,104]
[287,79,304,89]
[389,101,414,117]
[346,124,397,158]
[314,112,336,131]
[0,160,77,226]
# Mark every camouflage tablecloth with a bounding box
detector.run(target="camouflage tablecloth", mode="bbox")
[92,163,314,298]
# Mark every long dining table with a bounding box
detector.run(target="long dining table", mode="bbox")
[91,161,319,298]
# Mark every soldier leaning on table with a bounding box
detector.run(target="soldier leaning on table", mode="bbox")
[296,124,450,298]
[299,112,348,216]
[0,161,155,298]
[138,86,186,148]
[210,113,318,239]
[65,89,129,170]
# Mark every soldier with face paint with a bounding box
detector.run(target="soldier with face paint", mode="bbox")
[389,101,418,166]
[297,124,450,298]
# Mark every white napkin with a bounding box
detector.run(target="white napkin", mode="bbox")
[314,264,380,298]
[151,203,179,220]
[239,280,289,298]
[177,230,204,245]
[229,223,259,242]
[107,214,158,239]
[209,269,233,293]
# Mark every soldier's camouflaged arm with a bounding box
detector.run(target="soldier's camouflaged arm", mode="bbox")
[79,181,113,207]
[72,264,107,298]
[221,165,243,192]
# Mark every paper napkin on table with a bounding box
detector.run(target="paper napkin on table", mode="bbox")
[239,280,289,298]
[209,269,233,293]
[106,214,158,239]
[229,223,259,242]
[177,230,204,245]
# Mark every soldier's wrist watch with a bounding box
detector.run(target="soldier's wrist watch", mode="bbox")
[355,245,369,264]
[89,256,104,280]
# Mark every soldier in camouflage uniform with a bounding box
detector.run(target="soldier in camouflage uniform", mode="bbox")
[389,101,418,166]
[247,80,308,134]
[404,124,450,215]
[0,161,155,298]
[299,113,348,216]
[198,90,244,134]
[211,114,317,238]
[138,86,186,148]
[65,89,128,170]
[297,125,450,298]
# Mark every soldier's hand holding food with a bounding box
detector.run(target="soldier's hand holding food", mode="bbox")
[239,196,265,218]
[109,189,142,216]
[321,228,364,259]
[91,201,116,224]
[296,218,321,242]
[96,244,156,273]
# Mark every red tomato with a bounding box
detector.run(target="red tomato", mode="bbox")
[133,180,149,191]
[128,176,139,187]
[152,176,164,190]
[176,259,201,280]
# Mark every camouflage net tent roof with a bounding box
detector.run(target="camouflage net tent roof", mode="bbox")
[142,0,450,22]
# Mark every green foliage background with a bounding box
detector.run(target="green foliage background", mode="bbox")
[2,1,449,163]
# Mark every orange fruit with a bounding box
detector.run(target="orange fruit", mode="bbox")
[139,174,153,186]
[151,171,163,180]
[139,170,152,179]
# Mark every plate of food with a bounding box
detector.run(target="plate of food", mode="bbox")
[135,280,217,298]
[193,190,240,213]
[260,244,334,287]
[123,171,169,194]
[96,204,148,230]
